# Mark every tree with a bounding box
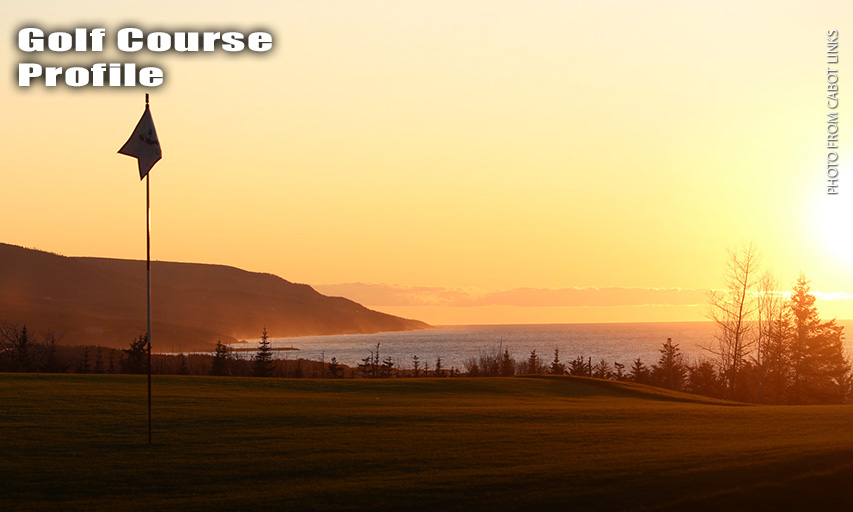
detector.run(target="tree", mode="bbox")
[0,323,33,372]
[463,357,481,377]
[76,347,91,373]
[652,338,687,391]
[754,272,791,404]
[434,357,443,377]
[526,350,542,375]
[499,348,515,377]
[40,330,65,373]
[613,361,626,381]
[568,356,588,376]
[122,335,148,374]
[629,358,650,384]
[549,348,565,375]
[211,340,231,376]
[788,275,851,404]
[328,357,343,378]
[592,359,613,380]
[381,356,395,378]
[94,347,105,374]
[707,245,761,398]
[252,327,274,378]
[178,354,190,375]
[412,355,421,377]
[686,360,722,397]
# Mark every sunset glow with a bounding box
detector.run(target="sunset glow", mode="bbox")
[1,1,851,325]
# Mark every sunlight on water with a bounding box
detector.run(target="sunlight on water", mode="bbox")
[232,321,853,370]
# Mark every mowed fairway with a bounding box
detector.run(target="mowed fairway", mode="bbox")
[1,374,851,511]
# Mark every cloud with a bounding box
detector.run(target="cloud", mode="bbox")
[315,283,710,308]
[460,287,710,307]
[314,283,475,307]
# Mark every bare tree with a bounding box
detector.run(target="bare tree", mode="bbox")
[753,272,786,403]
[0,322,33,372]
[706,245,761,399]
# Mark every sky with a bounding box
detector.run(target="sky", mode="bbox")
[2,1,851,325]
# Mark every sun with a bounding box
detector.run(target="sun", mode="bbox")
[812,189,853,270]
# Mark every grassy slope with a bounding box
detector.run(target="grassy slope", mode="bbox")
[1,374,851,512]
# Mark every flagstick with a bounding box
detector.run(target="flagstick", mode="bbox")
[146,94,152,446]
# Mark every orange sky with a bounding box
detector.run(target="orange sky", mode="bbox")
[1,1,851,325]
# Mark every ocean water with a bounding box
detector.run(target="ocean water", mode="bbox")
[250,320,853,371]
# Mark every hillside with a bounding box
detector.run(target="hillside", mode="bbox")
[0,243,429,351]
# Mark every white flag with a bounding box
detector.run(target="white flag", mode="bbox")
[118,105,162,180]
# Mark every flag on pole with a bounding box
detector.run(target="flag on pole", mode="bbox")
[118,104,162,179]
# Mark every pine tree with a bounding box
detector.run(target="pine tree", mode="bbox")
[629,357,650,384]
[592,359,612,380]
[652,338,687,391]
[381,356,395,378]
[412,355,421,377]
[499,348,515,377]
[789,276,851,404]
[526,350,541,375]
[211,340,231,376]
[549,348,565,375]
[328,357,342,378]
[686,360,722,397]
[252,327,274,378]
[568,356,588,376]
[94,347,105,374]
[122,335,148,374]
[76,347,91,374]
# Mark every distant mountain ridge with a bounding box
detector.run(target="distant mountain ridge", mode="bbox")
[0,243,430,351]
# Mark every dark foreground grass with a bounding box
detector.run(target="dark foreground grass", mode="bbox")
[1,374,851,511]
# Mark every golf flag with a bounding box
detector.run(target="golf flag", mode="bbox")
[118,104,162,179]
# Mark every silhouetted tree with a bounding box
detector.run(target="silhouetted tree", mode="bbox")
[358,343,382,378]
[463,357,481,377]
[707,245,760,398]
[328,357,343,378]
[549,348,565,375]
[412,355,421,377]
[94,347,105,374]
[178,354,190,375]
[592,359,613,380]
[0,323,33,372]
[526,350,542,375]
[381,356,395,378]
[211,340,231,376]
[434,357,443,377]
[687,360,722,397]
[568,356,588,376]
[252,327,274,378]
[613,361,626,381]
[122,335,148,374]
[40,330,66,373]
[652,338,687,391]
[76,347,91,373]
[788,275,851,404]
[629,358,650,384]
[499,348,515,377]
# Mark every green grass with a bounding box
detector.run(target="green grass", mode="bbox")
[1,374,851,511]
